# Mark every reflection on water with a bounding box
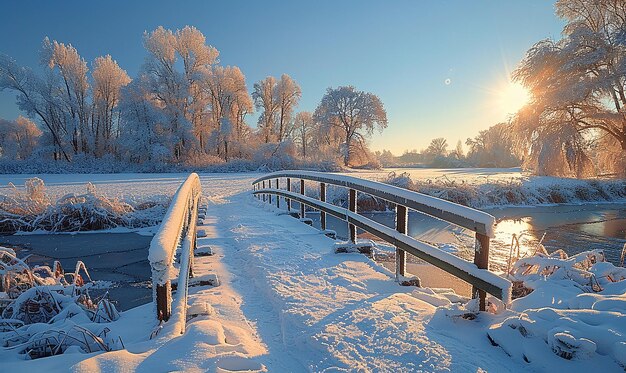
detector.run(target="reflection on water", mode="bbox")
[306,202,626,272]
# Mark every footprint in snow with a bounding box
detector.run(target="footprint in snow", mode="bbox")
[215,356,266,373]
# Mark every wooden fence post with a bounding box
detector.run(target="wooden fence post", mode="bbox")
[300,179,305,218]
[275,178,280,208]
[262,181,266,202]
[286,178,291,211]
[156,280,171,321]
[396,204,407,280]
[473,233,490,311]
[320,182,326,230]
[349,189,357,243]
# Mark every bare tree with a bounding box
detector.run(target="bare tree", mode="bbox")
[313,86,387,166]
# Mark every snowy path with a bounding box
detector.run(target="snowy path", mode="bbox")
[187,190,523,372]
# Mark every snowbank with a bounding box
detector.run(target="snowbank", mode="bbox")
[383,171,626,208]
[482,250,626,370]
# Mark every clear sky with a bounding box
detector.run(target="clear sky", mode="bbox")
[0,0,564,154]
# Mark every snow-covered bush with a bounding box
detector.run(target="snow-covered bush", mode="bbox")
[380,173,626,208]
[0,178,168,232]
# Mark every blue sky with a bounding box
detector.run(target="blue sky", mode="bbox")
[0,1,564,154]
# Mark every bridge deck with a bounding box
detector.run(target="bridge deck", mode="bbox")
[138,190,517,371]
[56,177,521,372]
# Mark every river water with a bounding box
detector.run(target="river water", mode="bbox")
[1,203,624,308]
[0,233,152,311]
[308,202,626,272]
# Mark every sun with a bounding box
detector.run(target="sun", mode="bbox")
[497,81,530,117]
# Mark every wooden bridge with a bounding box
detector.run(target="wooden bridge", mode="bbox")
[148,171,512,336]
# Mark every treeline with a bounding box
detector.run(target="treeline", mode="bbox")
[376,123,522,169]
[0,26,387,171]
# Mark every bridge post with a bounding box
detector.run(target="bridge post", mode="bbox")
[262,181,266,202]
[300,179,305,218]
[349,189,357,243]
[473,233,490,311]
[320,182,326,230]
[286,178,291,211]
[275,178,280,208]
[395,204,407,280]
[156,281,171,322]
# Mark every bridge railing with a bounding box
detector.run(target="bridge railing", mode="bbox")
[252,171,511,310]
[148,173,201,332]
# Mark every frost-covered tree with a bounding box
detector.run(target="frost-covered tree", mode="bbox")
[0,53,71,161]
[252,76,279,143]
[141,26,219,161]
[117,77,166,164]
[0,116,42,159]
[426,138,448,157]
[452,140,464,160]
[292,111,314,158]
[92,55,130,156]
[41,38,91,154]
[274,74,301,142]
[513,0,626,176]
[204,66,252,160]
[1,38,131,161]
[466,123,521,168]
[313,86,387,166]
[251,74,300,143]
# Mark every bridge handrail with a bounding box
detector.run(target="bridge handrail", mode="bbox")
[252,171,495,237]
[252,171,510,310]
[149,173,201,325]
[257,188,511,304]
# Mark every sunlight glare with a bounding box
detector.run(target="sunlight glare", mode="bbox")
[497,81,530,117]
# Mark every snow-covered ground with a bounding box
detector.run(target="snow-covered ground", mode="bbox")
[0,169,624,371]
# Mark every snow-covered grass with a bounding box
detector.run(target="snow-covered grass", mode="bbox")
[378,169,626,209]
[0,178,168,233]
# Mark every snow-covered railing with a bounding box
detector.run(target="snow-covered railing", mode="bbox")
[148,173,201,326]
[252,171,510,311]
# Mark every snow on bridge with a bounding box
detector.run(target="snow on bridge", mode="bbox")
[1,172,623,372]
[74,174,523,372]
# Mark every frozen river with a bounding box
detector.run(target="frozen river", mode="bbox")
[308,201,626,271]
[0,232,153,311]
